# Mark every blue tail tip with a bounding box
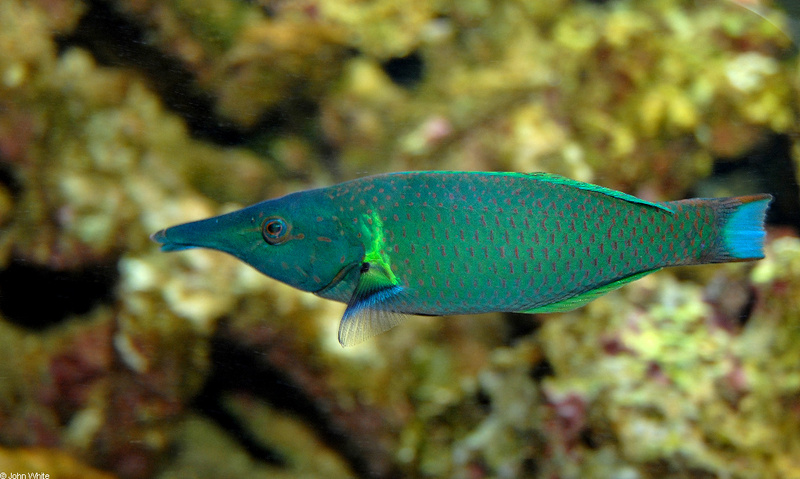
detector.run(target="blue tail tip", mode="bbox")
[723,195,771,260]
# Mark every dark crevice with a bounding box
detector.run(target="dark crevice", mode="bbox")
[521,457,539,475]
[242,0,277,18]
[738,287,758,327]
[475,387,492,412]
[191,337,305,467]
[192,390,286,466]
[0,162,23,199]
[503,312,542,344]
[579,427,600,449]
[0,257,119,330]
[381,52,425,89]
[192,334,379,478]
[529,358,555,383]
[702,134,800,231]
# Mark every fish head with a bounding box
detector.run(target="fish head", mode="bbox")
[151,189,364,293]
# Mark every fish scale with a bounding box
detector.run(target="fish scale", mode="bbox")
[326,173,700,313]
[152,171,771,346]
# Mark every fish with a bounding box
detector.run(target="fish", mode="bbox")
[151,171,771,347]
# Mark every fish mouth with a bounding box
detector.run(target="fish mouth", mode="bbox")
[150,229,198,252]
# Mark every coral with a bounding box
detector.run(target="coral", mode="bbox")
[0,0,276,476]
[319,0,797,191]
[157,408,355,479]
[91,0,798,191]
[111,0,351,127]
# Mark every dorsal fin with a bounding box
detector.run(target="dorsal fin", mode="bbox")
[524,172,674,214]
[338,261,408,347]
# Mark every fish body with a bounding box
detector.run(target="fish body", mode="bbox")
[152,171,771,346]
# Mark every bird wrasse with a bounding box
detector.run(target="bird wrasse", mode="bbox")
[151,172,771,347]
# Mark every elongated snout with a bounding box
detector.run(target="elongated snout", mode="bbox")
[150,210,260,254]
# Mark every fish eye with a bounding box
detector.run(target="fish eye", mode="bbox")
[262,217,290,245]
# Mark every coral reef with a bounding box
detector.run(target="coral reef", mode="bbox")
[0,0,798,478]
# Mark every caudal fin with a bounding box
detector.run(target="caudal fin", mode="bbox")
[716,194,772,261]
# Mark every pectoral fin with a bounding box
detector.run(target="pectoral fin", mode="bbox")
[520,269,660,314]
[338,261,407,347]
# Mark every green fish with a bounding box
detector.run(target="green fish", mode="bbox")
[151,172,771,346]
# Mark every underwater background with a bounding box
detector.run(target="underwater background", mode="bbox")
[0,0,799,478]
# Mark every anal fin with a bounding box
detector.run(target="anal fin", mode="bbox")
[338,261,407,347]
[519,269,660,314]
